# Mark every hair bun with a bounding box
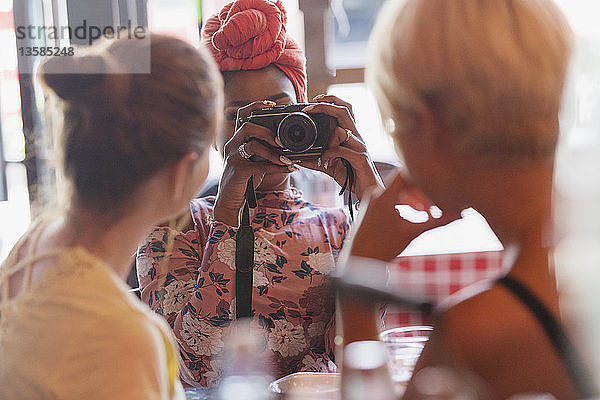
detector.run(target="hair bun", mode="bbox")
[39,55,110,102]
[39,54,130,110]
[204,0,288,70]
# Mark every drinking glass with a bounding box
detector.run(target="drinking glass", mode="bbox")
[341,340,396,400]
[379,326,433,386]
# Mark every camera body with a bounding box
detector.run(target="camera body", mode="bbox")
[245,103,337,160]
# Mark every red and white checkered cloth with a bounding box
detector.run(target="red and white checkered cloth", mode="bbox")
[385,251,505,328]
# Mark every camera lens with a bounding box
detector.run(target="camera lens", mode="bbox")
[287,124,306,142]
[277,112,317,153]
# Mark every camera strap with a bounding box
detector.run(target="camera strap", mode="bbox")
[235,176,256,319]
[339,159,356,220]
[234,161,354,319]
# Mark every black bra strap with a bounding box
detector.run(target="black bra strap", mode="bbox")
[498,276,598,399]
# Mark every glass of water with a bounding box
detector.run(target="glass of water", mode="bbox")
[379,326,433,387]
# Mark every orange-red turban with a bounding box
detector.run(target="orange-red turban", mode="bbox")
[202,0,308,102]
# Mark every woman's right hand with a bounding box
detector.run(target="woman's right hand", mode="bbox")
[213,101,297,227]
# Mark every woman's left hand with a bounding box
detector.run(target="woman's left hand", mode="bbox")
[347,171,462,262]
[300,94,384,200]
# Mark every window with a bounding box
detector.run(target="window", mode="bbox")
[0,0,152,262]
[146,0,227,191]
[147,0,200,45]
[328,0,386,69]
[0,0,30,261]
[554,0,600,229]
[551,0,600,377]
[327,83,398,163]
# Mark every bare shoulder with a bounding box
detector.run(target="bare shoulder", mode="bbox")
[432,284,577,399]
[437,285,513,354]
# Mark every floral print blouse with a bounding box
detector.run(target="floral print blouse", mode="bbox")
[136,189,350,387]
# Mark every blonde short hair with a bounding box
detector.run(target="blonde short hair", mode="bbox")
[368,0,572,161]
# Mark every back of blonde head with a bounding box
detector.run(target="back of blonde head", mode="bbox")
[368,0,572,162]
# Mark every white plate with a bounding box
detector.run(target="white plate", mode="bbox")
[269,372,341,399]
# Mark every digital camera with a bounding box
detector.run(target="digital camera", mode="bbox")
[245,104,337,159]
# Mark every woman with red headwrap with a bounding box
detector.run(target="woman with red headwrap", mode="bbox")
[136,0,382,387]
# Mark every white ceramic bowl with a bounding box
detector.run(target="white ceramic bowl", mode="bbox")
[269,372,341,399]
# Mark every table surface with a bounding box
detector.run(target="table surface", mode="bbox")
[184,388,214,400]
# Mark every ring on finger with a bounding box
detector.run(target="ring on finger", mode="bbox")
[238,142,252,159]
[341,129,352,145]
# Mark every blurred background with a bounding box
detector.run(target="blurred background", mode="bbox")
[0,0,598,263]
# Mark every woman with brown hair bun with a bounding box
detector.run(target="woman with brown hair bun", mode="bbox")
[0,34,222,399]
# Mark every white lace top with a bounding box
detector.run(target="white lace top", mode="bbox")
[0,222,185,399]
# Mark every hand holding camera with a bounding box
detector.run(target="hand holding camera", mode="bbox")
[298,95,384,200]
[214,95,384,226]
[346,171,461,263]
[240,94,383,200]
[214,100,296,227]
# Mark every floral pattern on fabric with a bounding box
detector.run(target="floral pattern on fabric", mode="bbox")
[163,280,195,314]
[137,189,350,387]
